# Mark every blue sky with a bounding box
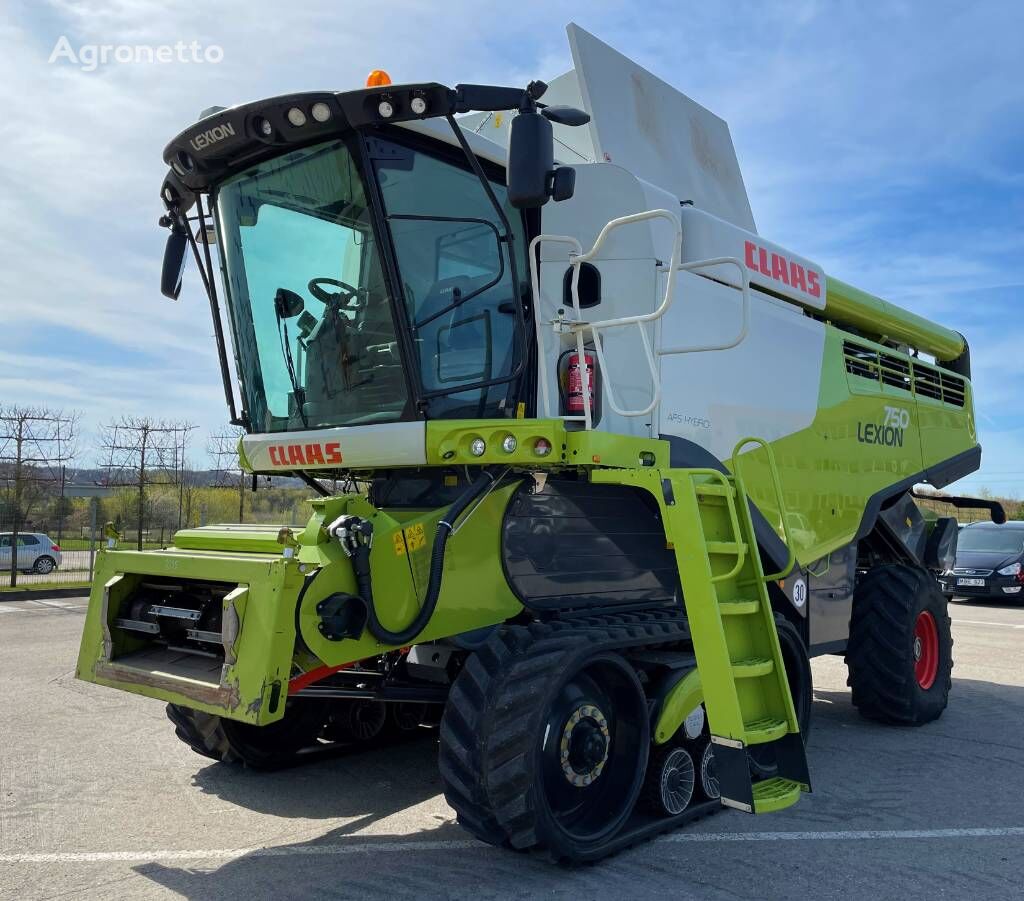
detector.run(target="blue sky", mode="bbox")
[1,1,1021,488]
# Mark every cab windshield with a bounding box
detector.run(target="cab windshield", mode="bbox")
[215,133,527,433]
[217,138,408,432]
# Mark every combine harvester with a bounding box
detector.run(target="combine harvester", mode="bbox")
[77,25,994,861]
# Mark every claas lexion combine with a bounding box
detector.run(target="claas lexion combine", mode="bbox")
[77,26,999,861]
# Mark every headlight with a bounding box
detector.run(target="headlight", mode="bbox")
[998,562,1022,576]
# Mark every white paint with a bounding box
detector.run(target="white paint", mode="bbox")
[658,269,826,461]
[4,827,1022,864]
[660,827,1024,843]
[791,578,807,609]
[568,24,756,232]
[679,207,826,311]
[952,618,1024,630]
[241,421,426,471]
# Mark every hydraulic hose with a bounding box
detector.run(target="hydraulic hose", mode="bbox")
[349,467,502,645]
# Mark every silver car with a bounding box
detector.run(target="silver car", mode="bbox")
[0,533,63,574]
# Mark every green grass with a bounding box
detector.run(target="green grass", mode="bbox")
[0,580,90,593]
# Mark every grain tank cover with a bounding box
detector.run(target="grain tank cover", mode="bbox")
[568,24,756,232]
[461,24,756,233]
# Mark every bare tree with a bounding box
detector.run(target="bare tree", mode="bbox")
[208,427,248,523]
[99,417,195,550]
[0,406,79,586]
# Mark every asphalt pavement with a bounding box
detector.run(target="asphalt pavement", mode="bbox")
[1,594,1022,899]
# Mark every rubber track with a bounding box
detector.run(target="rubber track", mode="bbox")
[439,607,719,861]
[166,704,240,764]
[845,564,953,725]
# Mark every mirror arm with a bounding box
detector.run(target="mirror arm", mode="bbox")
[183,197,245,427]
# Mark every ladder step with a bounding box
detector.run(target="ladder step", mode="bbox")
[732,657,774,678]
[705,541,747,556]
[694,482,736,499]
[743,716,789,744]
[719,598,760,615]
[752,777,803,814]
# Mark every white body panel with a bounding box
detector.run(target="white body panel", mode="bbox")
[536,164,678,439]
[242,422,426,471]
[657,275,825,460]
[567,24,756,232]
[680,207,826,311]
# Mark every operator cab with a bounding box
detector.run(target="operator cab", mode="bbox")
[158,80,584,437]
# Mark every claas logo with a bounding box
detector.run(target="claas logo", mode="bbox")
[268,442,342,466]
[744,240,821,298]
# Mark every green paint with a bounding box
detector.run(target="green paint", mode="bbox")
[654,669,703,744]
[825,277,965,362]
[75,547,303,725]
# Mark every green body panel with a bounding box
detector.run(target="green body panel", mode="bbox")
[291,487,524,668]
[825,277,965,362]
[727,326,977,566]
[75,547,304,725]
[75,483,524,722]
[424,419,670,469]
[174,524,289,554]
[654,669,703,744]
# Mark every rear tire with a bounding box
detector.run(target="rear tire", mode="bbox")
[845,564,953,725]
[33,556,56,574]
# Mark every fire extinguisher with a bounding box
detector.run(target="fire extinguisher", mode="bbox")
[566,352,597,414]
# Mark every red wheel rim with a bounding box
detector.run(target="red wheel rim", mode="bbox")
[913,611,939,690]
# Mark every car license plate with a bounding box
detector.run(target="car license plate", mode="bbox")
[957,578,985,587]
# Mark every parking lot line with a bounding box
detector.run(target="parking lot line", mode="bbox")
[953,619,1024,629]
[2,827,1022,864]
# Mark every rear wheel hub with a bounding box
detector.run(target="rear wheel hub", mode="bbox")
[913,610,939,690]
[560,704,610,785]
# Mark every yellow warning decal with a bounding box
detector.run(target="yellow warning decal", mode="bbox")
[392,532,407,556]
[404,523,427,553]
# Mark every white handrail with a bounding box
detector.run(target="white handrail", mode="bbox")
[659,257,751,355]
[528,210,751,426]
[528,233,584,423]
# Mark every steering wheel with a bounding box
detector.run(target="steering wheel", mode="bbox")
[308,277,360,307]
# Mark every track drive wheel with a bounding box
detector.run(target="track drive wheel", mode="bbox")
[845,563,953,725]
[165,702,322,769]
[439,626,649,861]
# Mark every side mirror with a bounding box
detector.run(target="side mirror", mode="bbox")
[507,110,555,209]
[274,288,304,319]
[160,229,188,299]
[541,105,591,127]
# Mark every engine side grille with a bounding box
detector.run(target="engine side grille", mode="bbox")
[842,340,966,407]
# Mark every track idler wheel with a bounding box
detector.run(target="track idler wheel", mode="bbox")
[641,744,696,816]
[325,699,388,743]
